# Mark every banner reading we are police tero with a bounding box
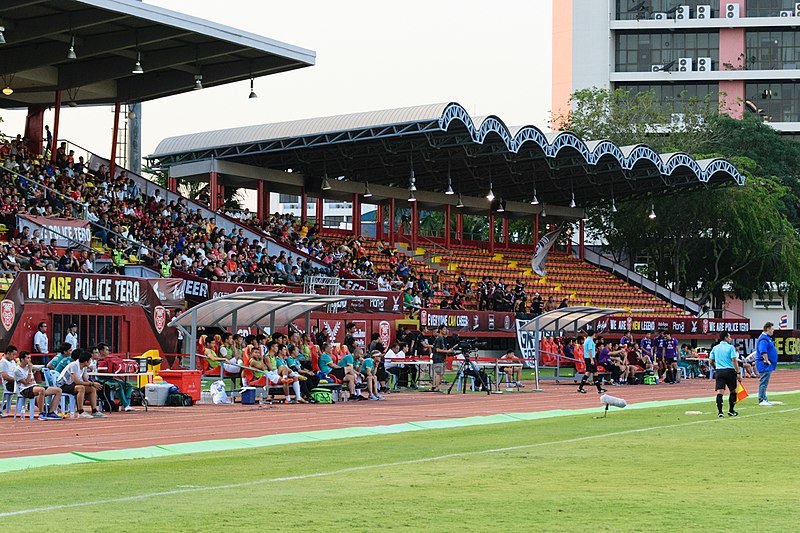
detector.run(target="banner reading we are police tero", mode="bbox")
[16,214,91,248]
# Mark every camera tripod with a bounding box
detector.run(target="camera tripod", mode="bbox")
[447,355,491,395]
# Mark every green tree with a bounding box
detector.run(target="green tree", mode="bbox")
[563,88,800,311]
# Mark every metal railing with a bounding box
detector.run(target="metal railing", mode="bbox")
[576,246,701,315]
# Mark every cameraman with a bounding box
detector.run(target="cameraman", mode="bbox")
[432,326,452,392]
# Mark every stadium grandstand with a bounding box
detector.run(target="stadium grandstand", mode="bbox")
[0,0,748,412]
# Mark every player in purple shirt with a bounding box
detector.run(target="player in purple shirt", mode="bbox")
[663,332,679,383]
[620,331,633,348]
[639,332,653,360]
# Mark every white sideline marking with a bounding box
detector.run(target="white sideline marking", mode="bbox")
[1,407,797,518]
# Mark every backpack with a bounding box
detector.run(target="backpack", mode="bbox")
[166,392,194,407]
[131,387,145,406]
[643,373,657,385]
[310,387,333,404]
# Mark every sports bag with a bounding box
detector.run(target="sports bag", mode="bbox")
[166,392,194,407]
[310,387,333,404]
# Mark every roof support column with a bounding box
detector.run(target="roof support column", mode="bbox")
[109,101,121,178]
[209,170,219,211]
[24,105,45,156]
[300,187,308,227]
[167,176,178,193]
[51,90,62,163]
[352,193,361,236]
[256,180,266,225]
[533,214,540,249]
[444,204,451,250]
[502,216,509,249]
[376,203,384,241]
[456,212,463,244]
[488,214,495,255]
[388,198,396,247]
[579,219,585,261]
[316,195,324,227]
[411,201,419,252]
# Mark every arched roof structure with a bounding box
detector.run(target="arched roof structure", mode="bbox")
[149,102,743,209]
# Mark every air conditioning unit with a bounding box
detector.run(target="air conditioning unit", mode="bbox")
[653,12,667,20]
[676,5,690,20]
[781,10,795,17]
[651,64,664,72]
[696,4,712,18]
[725,3,740,19]
[678,57,693,71]
[697,57,712,71]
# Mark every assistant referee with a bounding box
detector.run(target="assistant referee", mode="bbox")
[709,332,742,418]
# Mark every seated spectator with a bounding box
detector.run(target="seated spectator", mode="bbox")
[57,349,107,418]
[498,349,524,388]
[13,351,63,420]
[47,343,74,372]
[358,349,384,400]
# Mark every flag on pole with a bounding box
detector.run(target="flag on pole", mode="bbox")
[531,223,566,277]
[736,382,748,402]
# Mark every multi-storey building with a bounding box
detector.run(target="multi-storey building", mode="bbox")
[553,0,800,133]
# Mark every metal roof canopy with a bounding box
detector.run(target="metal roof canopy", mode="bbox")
[168,291,383,370]
[0,0,315,107]
[147,102,744,209]
[519,306,626,334]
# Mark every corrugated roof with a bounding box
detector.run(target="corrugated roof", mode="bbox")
[153,103,450,157]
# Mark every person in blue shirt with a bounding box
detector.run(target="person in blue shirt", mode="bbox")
[755,322,778,406]
[577,329,606,394]
[709,332,741,418]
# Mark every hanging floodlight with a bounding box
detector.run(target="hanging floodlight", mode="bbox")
[249,78,257,99]
[456,194,464,208]
[132,51,144,74]
[363,182,373,198]
[67,35,77,60]
[486,180,495,201]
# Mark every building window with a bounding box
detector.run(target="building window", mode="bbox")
[746,1,797,17]
[745,82,800,122]
[615,1,720,21]
[616,32,719,72]
[615,83,721,111]
[278,194,298,204]
[746,31,800,70]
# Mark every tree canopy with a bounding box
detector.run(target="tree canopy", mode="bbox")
[559,87,800,310]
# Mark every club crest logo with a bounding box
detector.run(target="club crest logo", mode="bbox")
[153,306,166,334]
[1,300,14,331]
[379,320,391,347]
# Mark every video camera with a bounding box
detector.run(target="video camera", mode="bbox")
[453,337,487,355]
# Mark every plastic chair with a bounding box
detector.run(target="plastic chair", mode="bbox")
[44,369,75,416]
[15,394,36,420]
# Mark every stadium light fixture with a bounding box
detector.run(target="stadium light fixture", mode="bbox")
[363,182,373,198]
[445,161,454,194]
[648,202,656,219]
[67,35,77,60]
[456,193,464,208]
[570,193,576,209]
[486,180,495,202]
[321,169,332,191]
[541,204,547,217]
[194,74,203,90]
[132,51,144,74]
[0,26,5,45]
[408,190,416,202]
[497,199,505,213]
[249,78,257,99]
[530,189,539,205]
[611,197,617,213]
[1,85,12,96]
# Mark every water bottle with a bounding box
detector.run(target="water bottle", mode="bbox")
[654,368,659,384]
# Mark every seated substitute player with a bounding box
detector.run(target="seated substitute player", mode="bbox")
[13,351,62,420]
[498,349,523,388]
[58,349,107,418]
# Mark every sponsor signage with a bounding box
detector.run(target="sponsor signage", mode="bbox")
[515,318,538,368]
[593,316,750,336]
[17,214,92,248]
[419,309,516,334]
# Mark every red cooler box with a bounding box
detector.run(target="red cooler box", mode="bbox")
[158,370,201,401]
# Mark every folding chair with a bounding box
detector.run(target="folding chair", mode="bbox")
[44,369,76,416]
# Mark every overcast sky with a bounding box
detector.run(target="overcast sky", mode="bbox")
[1,0,552,164]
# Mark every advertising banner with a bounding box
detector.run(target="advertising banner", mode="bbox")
[515,318,538,368]
[17,214,91,248]
[418,309,516,334]
[593,315,751,336]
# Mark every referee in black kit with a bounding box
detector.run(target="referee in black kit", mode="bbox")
[709,332,742,418]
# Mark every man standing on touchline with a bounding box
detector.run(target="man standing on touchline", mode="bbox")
[756,322,778,406]
[709,332,741,418]
[577,329,606,394]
